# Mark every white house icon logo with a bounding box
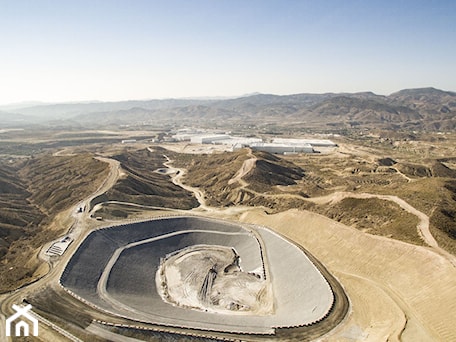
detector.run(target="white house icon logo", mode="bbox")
[6,304,38,337]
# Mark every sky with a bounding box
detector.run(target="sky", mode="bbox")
[1,0,455,104]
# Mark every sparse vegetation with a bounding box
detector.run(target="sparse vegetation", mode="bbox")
[0,153,109,292]
[103,147,198,210]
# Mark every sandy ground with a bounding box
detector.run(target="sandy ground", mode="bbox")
[238,209,456,341]
[306,191,456,267]
[157,244,271,314]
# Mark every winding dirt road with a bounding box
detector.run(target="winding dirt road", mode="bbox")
[228,149,256,187]
[222,157,455,268]
[307,191,456,267]
[162,155,209,210]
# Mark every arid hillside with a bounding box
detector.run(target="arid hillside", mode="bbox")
[172,149,309,209]
[172,143,456,253]
[0,154,110,292]
[100,147,198,212]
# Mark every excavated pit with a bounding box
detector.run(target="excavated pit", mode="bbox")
[60,216,336,334]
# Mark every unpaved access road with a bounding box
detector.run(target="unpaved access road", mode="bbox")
[223,159,455,268]
[228,149,257,186]
[308,191,456,267]
[162,154,209,210]
[0,154,122,342]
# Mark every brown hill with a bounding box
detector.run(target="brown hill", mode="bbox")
[172,149,306,208]
[171,149,251,206]
[103,148,198,211]
[0,165,44,260]
[304,96,421,129]
[173,148,456,253]
[244,151,305,192]
[317,197,421,244]
[388,88,456,130]
[0,154,110,292]
[389,87,456,112]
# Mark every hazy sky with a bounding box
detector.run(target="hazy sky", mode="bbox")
[1,0,455,104]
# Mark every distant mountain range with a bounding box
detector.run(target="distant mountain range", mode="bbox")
[2,87,455,131]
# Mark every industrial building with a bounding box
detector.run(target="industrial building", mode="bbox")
[172,128,206,141]
[216,137,263,150]
[190,134,231,144]
[250,142,314,154]
[272,138,337,147]
[169,131,336,154]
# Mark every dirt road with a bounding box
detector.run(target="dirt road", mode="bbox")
[0,154,122,341]
[228,149,256,186]
[163,155,209,210]
[307,191,456,267]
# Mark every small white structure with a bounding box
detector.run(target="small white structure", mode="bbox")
[6,304,38,337]
[46,236,73,256]
[121,139,137,144]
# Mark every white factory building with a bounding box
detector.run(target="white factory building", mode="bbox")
[272,138,337,147]
[190,134,231,144]
[217,137,263,150]
[250,142,314,154]
[168,130,337,154]
[172,128,207,141]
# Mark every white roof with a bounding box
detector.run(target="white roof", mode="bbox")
[251,142,312,148]
[272,138,336,146]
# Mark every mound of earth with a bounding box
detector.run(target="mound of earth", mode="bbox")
[377,157,397,166]
[244,151,304,191]
[172,149,305,206]
[315,197,421,245]
[157,244,272,314]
